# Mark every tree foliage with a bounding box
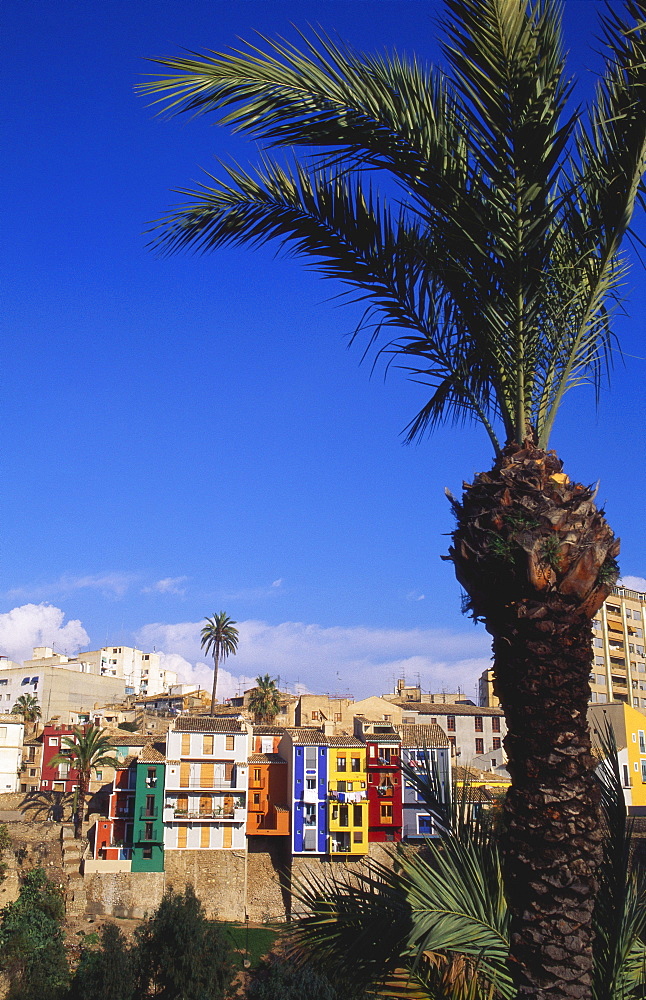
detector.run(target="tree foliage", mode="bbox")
[11,695,41,724]
[247,675,281,724]
[200,611,239,714]
[50,725,120,837]
[0,868,68,1000]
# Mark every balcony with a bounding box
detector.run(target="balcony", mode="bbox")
[140,806,159,820]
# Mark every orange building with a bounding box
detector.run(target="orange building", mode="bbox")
[247,726,290,837]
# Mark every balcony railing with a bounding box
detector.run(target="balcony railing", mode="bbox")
[140,807,159,820]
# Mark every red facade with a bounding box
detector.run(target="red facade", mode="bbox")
[40,725,81,794]
[365,737,403,842]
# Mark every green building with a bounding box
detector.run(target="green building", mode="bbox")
[131,743,165,872]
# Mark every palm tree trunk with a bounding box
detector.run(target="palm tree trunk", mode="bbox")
[74,775,88,839]
[449,442,619,999]
[210,647,220,716]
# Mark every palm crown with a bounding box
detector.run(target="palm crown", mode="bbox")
[200,612,239,713]
[141,0,646,454]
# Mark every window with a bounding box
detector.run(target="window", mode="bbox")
[475,739,484,755]
[418,814,434,836]
[147,768,157,787]
[21,677,30,686]
[624,765,630,786]
[337,757,347,772]
[145,795,155,816]
[446,716,456,732]
[305,747,317,769]
[353,804,362,826]
[334,714,342,722]
[96,770,103,780]
[474,716,484,732]
[144,822,153,841]
[303,804,316,826]
[253,768,261,782]
[224,762,234,783]
[306,777,316,790]
[143,846,153,860]
[181,734,191,756]
[639,731,645,754]
[491,716,500,732]
[448,736,456,749]
[351,757,361,771]
[303,828,316,851]
[339,805,349,827]
[0,679,6,686]
[626,609,633,618]
[203,735,214,754]
[491,758,497,768]
[353,832,363,843]
[222,826,232,849]
[380,803,393,822]
[311,711,319,721]
[594,637,603,648]
[225,736,234,751]
[491,737,501,750]
[253,793,260,804]
[641,761,646,784]
[29,768,36,777]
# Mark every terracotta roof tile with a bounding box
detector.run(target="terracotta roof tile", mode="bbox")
[248,753,286,764]
[284,728,328,745]
[139,742,166,764]
[397,703,504,717]
[326,736,364,748]
[253,726,287,736]
[395,724,450,749]
[174,717,245,733]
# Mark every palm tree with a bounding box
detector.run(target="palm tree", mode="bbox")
[11,694,41,732]
[200,612,239,715]
[247,674,281,724]
[140,2,646,994]
[50,726,119,838]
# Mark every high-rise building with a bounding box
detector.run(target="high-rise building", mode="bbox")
[589,584,646,708]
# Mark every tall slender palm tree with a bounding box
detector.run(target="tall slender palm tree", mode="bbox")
[247,674,281,724]
[200,612,239,715]
[140,2,646,994]
[50,726,120,838]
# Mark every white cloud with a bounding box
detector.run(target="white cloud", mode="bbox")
[0,604,90,664]
[271,579,283,589]
[620,576,646,594]
[406,591,425,602]
[135,618,490,702]
[142,577,188,596]
[6,573,136,601]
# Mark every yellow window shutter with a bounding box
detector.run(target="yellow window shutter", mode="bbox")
[225,762,234,783]
[181,734,191,756]
[203,735,214,754]
[179,762,190,788]
[222,825,232,848]
[177,825,187,849]
[200,824,210,848]
[201,762,214,788]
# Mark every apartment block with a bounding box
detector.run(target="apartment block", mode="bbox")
[326,736,368,856]
[589,585,646,708]
[280,729,329,855]
[247,727,290,837]
[0,656,125,725]
[163,717,249,851]
[396,723,451,839]
[354,717,403,843]
[589,702,646,814]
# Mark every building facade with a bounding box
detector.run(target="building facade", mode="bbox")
[247,727,289,837]
[163,717,249,851]
[396,724,451,839]
[327,736,369,856]
[589,586,646,708]
[0,714,24,792]
[281,729,328,855]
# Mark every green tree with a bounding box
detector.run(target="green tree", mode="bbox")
[200,611,239,715]
[68,923,137,1000]
[0,868,68,1000]
[50,725,119,838]
[141,3,646,994]
[135,886,234,1000]
[247,675,281,724]
[11,695,41,731]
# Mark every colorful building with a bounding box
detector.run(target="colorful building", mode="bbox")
[354,718,403,843]
[326,736,368,856]
[281,729,328,854]
[40,724,80,794]
[590,702,646,813]
[396,723,451,839]
[247,726,289,837]
[163,717,249,851]
[131,743,165,872]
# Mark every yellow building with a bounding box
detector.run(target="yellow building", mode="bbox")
[589,702,646,813]
[327,736,369,856]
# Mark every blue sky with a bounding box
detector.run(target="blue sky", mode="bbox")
[2,0,645,701]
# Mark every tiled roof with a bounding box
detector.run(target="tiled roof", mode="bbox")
[327,736,364,748]
[455,765,510,784]
[397,703,504,717]
[253,726,286,736]
[139,742,166,764]
[248,753,286,764]
[174,717,244,733]
[365,732,401,744]
[104,727,150,746]
[115,755,138,769]
[396,724,450,749]
[284,728,328,745]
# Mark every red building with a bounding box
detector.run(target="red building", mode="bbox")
[93,756,137,860]
[360,722,403,842]
[40,724,81,794]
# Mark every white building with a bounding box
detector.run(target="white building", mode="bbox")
[20,645,176,699]
[398,703,507,767]
[0,714,25,792]
[163,717,250,851]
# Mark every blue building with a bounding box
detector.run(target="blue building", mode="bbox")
[280,728,328,854]
[396,724,451,839]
